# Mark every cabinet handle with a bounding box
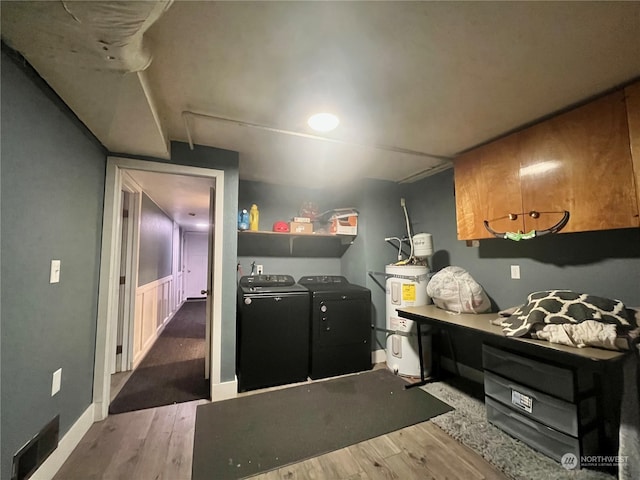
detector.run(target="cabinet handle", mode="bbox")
[483,210,570,241]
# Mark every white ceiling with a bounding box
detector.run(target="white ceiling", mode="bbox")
[3,1,640,228]
[125,169,214,231]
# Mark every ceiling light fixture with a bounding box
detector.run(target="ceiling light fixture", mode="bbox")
[307,113,339,132]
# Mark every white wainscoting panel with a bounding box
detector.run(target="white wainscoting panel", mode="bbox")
[133,276,177,367]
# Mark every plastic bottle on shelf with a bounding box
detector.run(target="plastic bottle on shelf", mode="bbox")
[249,204,259,231]
[238,209,249,230]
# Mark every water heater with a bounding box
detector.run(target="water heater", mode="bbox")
[385,264,431,377]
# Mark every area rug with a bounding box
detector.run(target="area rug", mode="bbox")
[191,368,452,480]
[109,300,209,414]
[421,377,616,480]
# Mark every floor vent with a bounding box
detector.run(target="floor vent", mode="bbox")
[12,415,59,480]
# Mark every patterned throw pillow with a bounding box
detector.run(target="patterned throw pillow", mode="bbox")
[501,290,632,338]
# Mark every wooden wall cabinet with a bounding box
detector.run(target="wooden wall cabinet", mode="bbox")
[626,81,640,218]
[454,88,640,240]
[454,133,524,240]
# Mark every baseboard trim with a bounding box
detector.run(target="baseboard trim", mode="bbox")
[31,403,95,480]
[211,377,238,402]
[372,349,386,364]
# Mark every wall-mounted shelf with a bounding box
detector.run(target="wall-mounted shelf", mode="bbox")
[237,230,356,257]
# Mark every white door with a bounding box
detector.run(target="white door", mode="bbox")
[184,232,208,298]
[114,174,141,374]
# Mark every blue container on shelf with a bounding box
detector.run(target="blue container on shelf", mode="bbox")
[238,209,249,230]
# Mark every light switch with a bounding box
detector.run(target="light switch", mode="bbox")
[51,368,62,396]
[50,260,61,283]
[510,265,521,280]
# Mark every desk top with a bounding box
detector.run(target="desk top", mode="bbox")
[397,304,627,362]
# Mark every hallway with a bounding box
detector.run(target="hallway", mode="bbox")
[109,300,209,414]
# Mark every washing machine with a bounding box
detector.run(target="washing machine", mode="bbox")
[236,274,310,392]
[298,275,372,380]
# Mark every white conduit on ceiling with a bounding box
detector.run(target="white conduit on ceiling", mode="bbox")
[181,110,452,162]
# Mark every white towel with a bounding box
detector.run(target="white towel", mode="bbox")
[531,320,619,350]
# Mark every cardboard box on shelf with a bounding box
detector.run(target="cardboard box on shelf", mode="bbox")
[290,222,313,234]
[293,216,311,223]
[329,209,358,235]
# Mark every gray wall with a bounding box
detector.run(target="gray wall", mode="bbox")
[1,51,106,479]
[335,179,409,350]
[357,180,409,350]
[169,142,239,382]
[237,257,341,280]
[238,179,352,233]
[138,193,174,286]
[404,168,640,309]
[237,179,349,279]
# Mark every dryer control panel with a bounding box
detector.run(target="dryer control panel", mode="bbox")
[298,275,349,285]
[239,274,296,287]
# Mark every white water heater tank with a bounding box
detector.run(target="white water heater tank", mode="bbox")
[385,264,431,377]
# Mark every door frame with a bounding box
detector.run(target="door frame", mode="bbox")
[113,173,141,373]
[93,156,225,420]
[205,186,216,379]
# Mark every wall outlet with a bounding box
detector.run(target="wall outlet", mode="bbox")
[256,264,263,275]
[51,368,62,396]
[510,265,521,280]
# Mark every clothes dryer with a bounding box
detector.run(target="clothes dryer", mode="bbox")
[298,275,372,380]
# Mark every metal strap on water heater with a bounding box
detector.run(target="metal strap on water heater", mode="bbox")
[374,326,432,338]
[367,271,430,283]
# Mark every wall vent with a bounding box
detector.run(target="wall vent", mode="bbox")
[12,415,59,480]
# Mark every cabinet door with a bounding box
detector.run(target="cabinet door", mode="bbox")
[519,90,639,233]
[454,133,524,240]
[625,81,640,218]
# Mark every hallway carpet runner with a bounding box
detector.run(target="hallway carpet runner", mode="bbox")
[109,300,209,414]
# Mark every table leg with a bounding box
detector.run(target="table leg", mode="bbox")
[405,320,434,389]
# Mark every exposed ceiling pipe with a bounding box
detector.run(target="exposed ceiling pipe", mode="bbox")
[181,110,452,161]
[397,162,453,183]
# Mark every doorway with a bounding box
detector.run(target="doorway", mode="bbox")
[94,157,225,420]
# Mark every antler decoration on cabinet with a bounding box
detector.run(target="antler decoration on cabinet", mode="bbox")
[483,210,570,241]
